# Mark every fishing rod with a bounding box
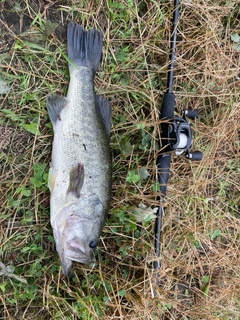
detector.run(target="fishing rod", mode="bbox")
[154,0,202,270]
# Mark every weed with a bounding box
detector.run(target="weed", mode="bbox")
[0,0,240,319]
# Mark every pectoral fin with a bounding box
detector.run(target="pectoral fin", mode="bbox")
[67,163,84,198]
[46,94,68,129]
[48,167,56,192]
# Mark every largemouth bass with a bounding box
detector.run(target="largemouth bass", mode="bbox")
[47,22,111,276]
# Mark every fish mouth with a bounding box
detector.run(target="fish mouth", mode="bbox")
[68,252,95,266]
[66,242,95,265]
[60,251,95,276]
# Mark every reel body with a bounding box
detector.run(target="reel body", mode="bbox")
[162,109,202,161]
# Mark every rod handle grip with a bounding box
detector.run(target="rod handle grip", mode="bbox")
[156,154,171,196]
[161,93,175,120]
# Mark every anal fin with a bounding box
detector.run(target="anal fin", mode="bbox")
[47,94,68,128]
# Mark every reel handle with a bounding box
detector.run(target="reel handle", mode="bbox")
[186,151,203,161]
[183,109,198,120]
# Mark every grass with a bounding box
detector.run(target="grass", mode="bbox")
[0,0,239,319]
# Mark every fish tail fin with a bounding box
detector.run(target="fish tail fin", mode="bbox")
[67,22,103,73]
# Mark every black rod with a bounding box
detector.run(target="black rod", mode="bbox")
[154,0,180,271]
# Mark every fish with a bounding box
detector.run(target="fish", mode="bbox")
[46,22,112,276]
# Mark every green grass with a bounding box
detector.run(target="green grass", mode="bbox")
[0,0,240,319]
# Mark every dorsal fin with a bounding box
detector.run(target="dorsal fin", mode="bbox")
[96,95,111,136]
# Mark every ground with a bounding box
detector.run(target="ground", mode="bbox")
[0,0,239,319]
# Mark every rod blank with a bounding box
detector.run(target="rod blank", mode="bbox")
[167,0,180,94]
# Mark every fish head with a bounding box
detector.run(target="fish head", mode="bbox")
[52,194,105,276]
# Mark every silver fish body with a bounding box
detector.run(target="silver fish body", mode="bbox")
[47,22,111,276]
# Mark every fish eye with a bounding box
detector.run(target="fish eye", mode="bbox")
[89,240,98,249]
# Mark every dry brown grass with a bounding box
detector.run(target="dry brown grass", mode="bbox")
[0,0,239,319]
